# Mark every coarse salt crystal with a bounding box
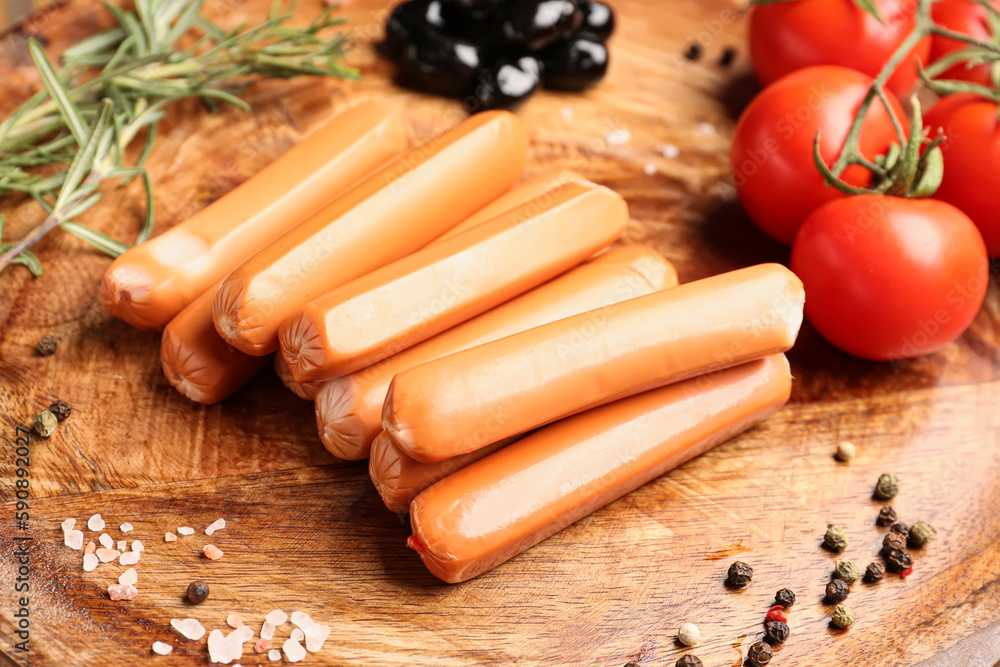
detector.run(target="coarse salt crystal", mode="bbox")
[260,621,275,640]
[290,629,304,642]
[265,610,287,626]
[178,526,195,535]
[64,529,84,550]
[96,548,120,563]
[171,618,206,641]
[152,641,173,655]
[120,523,133,533]
[132,540,144,552]
[304,624,331,653]
[99,533,113,549]
[605,128,631,147]
[203,544,224,560]
[268,649,281,661]
[255,639,271,653]
[165,532,177,542]
[283,639,306,663]
[117,540,127,551]
[290,611,314,630]
[88,514,105,531]
[698,121,716,135]
[61,518,76,532]
[119,568,137,586]
[230,625,254,643]
[108,583,138,601]
[120,550,140,566]
[205,518,226,535]
[83,554,99,571]
[84,541,96,555]
[227,614,243,628]
[643,163,657,176]
[208,629,236,664]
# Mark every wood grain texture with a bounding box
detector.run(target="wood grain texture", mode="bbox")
[1,0,999,665]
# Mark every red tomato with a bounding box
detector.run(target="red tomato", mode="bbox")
[750,0,931,99]
[731,66,907,245]
[925,94,1000,256]
[930,0,1000,85]
[791,195,988,361]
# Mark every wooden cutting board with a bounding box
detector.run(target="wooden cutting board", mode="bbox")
[2,1,1000,665]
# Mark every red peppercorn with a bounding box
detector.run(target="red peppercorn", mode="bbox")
[901,565,914,578]
[765,605,787,623]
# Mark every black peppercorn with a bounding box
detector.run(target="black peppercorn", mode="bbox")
[34,335,57,357]
[890,522,909,537]
[719,46,737,67]
[48,400,72,422]
[746,640,773,666]
[883,531,907,552]
[675,657,703,667]
[825,579,850,604]
[864,562,886,583]
[726,561,753,588]
[883,547,912,572]
[764,620,789,645]
[774,588,795,607]
[186,580,209,604]
[876,505,897,526]
[684,42,702,61]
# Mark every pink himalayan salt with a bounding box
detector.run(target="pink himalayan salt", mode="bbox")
[108,583,137,601]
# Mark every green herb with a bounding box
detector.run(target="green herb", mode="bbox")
[0,0,356,276]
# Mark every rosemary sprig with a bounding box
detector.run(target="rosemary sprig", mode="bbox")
[0,0,356,277]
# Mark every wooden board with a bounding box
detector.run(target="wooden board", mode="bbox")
[2,0,1000,665]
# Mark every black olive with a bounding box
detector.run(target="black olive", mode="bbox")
[540,32,608,90]
[472,55,542,111]
[442,0,505,22]
[503,0,583,51]
[383,0,435,60]
[579,1,614,40]
[440,1,507,41]
[398,30,482,96]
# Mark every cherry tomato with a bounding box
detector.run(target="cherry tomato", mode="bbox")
[750,0,931,99]
[791,195,988,361]
[731,66,907,245]
[925,94,1000,256]
[930,0,1000,86]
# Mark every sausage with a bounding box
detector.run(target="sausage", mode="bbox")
[161,285,270,404]
[274,353,324,401]
[101,101,408,331]
[383,263,804,463]
[317,245,678,461]
[214,110,528,355]
[408,354,792,583]
[279,181,627,382]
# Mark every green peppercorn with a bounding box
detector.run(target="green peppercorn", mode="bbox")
[675,657,703,667]
[835,559,861,585]
[34,335,57,357]
[831,604,855,629]
[908,521,937,548]
[726,561,753,588]
[883,531,907,552]
[823,523,848,551]
[764,620,789,645]
[826,579,850,603]
[746,640,773,666]
[33,411,57,438]
[186,580,209,604]
[864,562,885,583]
[875,473,899,500]
[774,588,795,607]
[876,505,897,526]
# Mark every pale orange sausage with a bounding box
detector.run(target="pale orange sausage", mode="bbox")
[384,264,804,463]
[409,354,792,583]
[101,101,408,330]
[214,111,528,356]
[274,353,324,401]
[161,285,270,404]
[279,181,627,383]
[317,245,678,461]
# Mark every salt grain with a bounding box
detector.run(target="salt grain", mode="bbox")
[171,618,207,641]
[208,629,236,664]
[64,529,84,550]
[132,540,144,552]
[120,522,133,533]
[304,624,331,653]
[84,541,96,555]
[119,568,138,586]
[657,143,680,159]
[165,532,177,542]
[108,583,138,601]
[99,533,113,549]
[643,163,657,176]
[290,611,314,630]
[267,649,281,661]
[152,641,173,655]
[283,638,306,663]
[96,548,121,563]
[120,550,140,566]
[264,610,287,626]
[290,629,304,642]
[255,639,271,653]
[88,514,105,531]
[117,540,127,551]
[560,106,575,121]
[260,621,276,640]
[61,518,76,532]
[203,544,224,560]
[205,518,226,535]
[227,613,243,628]
[605,128,631,147]
[178,526,195,535]
[698,121,716,136]
[83,554,99,572]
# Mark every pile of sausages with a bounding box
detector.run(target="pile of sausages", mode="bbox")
[101,103,805,583]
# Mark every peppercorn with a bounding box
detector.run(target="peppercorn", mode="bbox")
[864,562,886,583]
[675,657,703,667]
[831,604,854,629]
[684,42,702,60]
[876,505,897,526]
[48,400,72,422]
[33,411,57,438]
[746,640,773,666]
[875,473,899,499]
[883,531,907,552]
[726,561,753,588]
[825,579,850,604]
[677,622,700,647]
[823,523,848,551]
[186,581,209,604]
[764,620,789,645]
[908,521,937,548]
[882,547,912,572]
[835,559,861,585]
[34,335,57,357]
[835,440,856,461]
[719,46,737,67]
[774,588,795,607]
[890,522,909,537]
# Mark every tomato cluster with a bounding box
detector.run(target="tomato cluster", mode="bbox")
[732,0,993,361]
